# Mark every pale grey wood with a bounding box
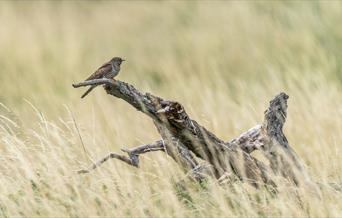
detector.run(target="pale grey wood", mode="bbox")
[73,79,309,188]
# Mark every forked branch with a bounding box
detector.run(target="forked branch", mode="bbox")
[77,140,165,174]
[73,79,309,188]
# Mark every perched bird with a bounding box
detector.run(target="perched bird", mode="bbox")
[80,57,125,98]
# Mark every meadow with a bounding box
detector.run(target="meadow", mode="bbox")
[0,1,341,217]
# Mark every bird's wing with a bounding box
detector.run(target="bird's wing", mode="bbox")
[85,62,112,81]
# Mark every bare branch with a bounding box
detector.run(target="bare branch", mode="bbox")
[72,78,114,88]
[77,152,135,174]
[77,139,211,182]
[73,78,311,188]
[78,141,166,174]
[121,140,165,156]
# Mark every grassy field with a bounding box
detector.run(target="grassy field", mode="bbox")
[0,1,341,217]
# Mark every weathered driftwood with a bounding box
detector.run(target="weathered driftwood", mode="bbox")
[72,78,309,187]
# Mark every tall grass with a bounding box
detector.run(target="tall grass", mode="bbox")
[0,1,341,217]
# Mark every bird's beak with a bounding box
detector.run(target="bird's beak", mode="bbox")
[122,59,126,62]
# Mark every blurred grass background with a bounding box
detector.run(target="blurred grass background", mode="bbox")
[0,1,341,217]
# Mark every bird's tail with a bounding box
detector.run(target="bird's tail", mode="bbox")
[81,86,96,98]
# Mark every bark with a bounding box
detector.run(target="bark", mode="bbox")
[73,79,309,187]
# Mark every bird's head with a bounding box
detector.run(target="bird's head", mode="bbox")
[111,57,125,66]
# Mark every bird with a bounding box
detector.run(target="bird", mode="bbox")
[80,57,125,98]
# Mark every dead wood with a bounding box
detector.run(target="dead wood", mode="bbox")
[73,78,310,188]
[77,140,165,174]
